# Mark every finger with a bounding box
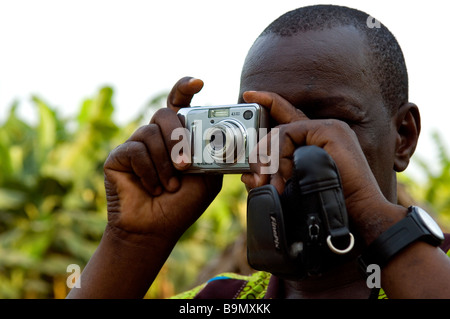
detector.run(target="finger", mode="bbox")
[248,128,276,174]
[105,141,163,196]
[241,170,288,195]
[241,171,270,190]
[150,108,191,171]
[167,76,204,112]
[277,119,373,188]
[241,173,258,191]
[265,138,296,194]
[242,91,309,192]
[243,91,309,124]
[246,128,281,190]
[127,123,181,193]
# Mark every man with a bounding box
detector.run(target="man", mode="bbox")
[67,5,450,299]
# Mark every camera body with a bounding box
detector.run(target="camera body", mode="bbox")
[177,103,269,173]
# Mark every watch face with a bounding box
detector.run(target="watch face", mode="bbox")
[415,207,445,240]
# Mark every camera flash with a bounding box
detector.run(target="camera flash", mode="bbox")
[209,108,229,118]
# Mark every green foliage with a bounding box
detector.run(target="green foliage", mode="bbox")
[0,88,139,298]
[0,88,247,298]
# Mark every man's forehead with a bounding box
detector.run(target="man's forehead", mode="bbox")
[239,26,375,103]
[243,26,368,76]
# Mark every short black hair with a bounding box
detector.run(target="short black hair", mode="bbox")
[259,5,408,114]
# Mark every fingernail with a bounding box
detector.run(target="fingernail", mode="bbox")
[188,78,204,88]
[243,91,257,103]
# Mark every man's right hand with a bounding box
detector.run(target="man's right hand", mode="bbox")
[103,76,223,244]
[67,77,222,298]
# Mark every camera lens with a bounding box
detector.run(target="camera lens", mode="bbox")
[243,110,253,120]
[209,129,226,150]
[205,119,247,164]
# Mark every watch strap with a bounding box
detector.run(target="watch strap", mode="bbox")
[358,206,443,271]
[359,214,419,270]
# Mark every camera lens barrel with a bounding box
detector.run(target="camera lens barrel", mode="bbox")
[205,119,247,164]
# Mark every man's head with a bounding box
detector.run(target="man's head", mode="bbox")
[238,5,420,202]
[254,5,408,115]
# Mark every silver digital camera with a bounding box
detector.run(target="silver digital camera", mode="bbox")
[177,103,269,173]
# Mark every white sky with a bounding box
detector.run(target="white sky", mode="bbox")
[0,0,449,180]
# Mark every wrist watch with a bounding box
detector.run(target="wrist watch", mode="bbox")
[359,206,444,271]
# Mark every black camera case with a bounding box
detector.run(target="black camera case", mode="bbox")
[247,146,354,278]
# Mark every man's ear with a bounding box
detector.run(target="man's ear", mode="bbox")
[393,102,421,172]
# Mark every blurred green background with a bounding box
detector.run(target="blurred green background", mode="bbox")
[0,87,449,298]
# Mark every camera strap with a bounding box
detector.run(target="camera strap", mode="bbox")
[247,146,354,278]
[318,186,355,255]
